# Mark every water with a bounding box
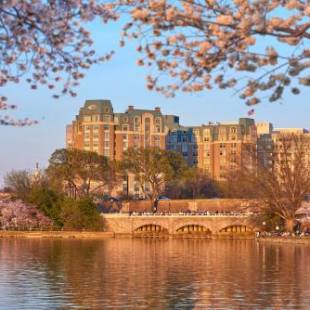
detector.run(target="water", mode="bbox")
[0,238,309,309]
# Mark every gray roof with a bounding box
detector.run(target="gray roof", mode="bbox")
[79,100,113,116]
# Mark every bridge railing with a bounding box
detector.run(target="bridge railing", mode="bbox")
[102,212,251,217]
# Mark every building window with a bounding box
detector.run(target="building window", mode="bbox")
[134,117,140,131]
[134,182,139,193]
[133,135,140,147]
[145,118,150,132]
[122,180,127,192]
[145,118,151,147]
[123,134,128,150]
[92,115,99,122]
[155,118,161,132]
[154,136,160,147]
[103,115,110,122]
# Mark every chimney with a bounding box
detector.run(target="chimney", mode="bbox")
[128,105,134,111]
[155,107,161,112]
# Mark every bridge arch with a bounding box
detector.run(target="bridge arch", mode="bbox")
[134,224,168,236]
[176,224,212,235]
[219,225,253,234]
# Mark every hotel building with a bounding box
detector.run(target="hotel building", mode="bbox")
[66,100,259,196]
[66,99,310,196]
[166,118,257,180]
[66,99,180,195]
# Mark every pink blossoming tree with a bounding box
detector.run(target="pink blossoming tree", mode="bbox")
[0,199,53,230]
[0,0,115,126]
[1,0,310,125]
[118,0,310,105]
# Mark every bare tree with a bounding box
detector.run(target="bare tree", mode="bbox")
[121,147,187,212]
[225,133,310,232]
[4,169,32,200]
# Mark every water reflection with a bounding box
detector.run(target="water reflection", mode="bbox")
[0,238,309,309]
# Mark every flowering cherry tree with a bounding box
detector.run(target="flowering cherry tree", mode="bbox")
[0,199,53,230]
[0,0,115,126]
[118,0,310,105]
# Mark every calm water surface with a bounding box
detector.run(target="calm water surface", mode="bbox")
[0,238,309,309]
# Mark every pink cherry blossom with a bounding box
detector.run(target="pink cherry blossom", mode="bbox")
[0,199,53,230]
[0,0,116,126]
[116,0,310,103]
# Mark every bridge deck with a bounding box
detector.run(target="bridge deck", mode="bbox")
[102,213,255,235]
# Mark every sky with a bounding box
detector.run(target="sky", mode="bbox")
[0,18,310,186]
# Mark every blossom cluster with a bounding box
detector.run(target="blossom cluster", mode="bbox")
[0,199,53,230]
[0,0,116,124]
[118,0,310,104]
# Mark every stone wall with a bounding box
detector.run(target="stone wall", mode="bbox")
[121,199,252,213]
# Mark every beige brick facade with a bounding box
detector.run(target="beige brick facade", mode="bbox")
[167,119,257,180]
[66,100,179,196]
[67,99,310,195]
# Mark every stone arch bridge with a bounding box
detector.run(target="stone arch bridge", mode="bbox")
[102,214,256,236]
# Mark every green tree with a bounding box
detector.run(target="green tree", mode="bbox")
[60,198,102,231]
[47,148,115,199]
[182,167,218,199]
[26,188,64,228]
[164,167,219,199]
[122,147,188,212]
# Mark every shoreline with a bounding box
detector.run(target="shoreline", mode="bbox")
[0,231,309,244]
[0,231,115,239]
[257,236,310,245]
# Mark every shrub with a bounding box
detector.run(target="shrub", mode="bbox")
[60,198,102,231]
[27,188,63,228]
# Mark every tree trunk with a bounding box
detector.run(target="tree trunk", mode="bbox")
[150,196,158,214]
[285,218,295,233]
